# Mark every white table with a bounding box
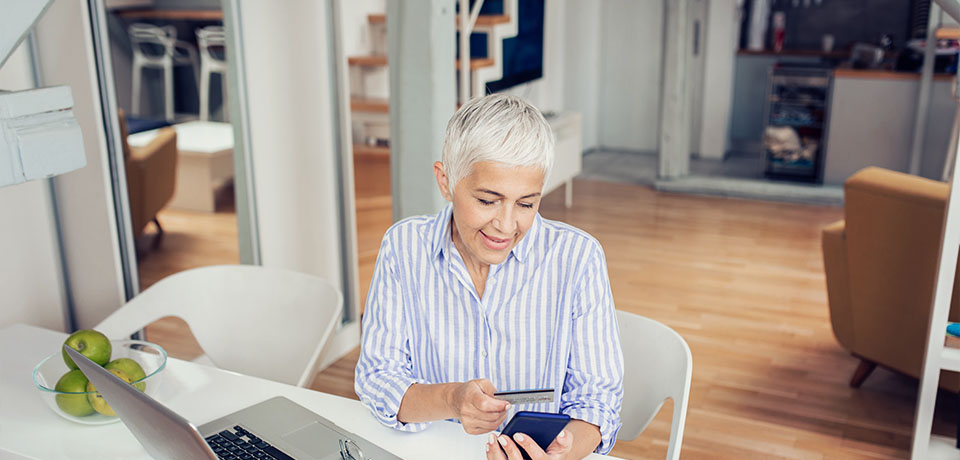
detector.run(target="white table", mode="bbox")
[0,324,621,459]
[127,121,234,212]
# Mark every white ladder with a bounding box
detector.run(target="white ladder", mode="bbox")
[912,5,960,459]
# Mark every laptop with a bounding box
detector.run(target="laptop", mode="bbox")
[65,345,400,460]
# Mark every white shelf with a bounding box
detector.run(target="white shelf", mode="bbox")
[928,436,960,459]
[941,347,960,372]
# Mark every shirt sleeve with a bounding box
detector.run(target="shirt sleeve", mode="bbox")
[560,241,624,454]
[354,234,431,432]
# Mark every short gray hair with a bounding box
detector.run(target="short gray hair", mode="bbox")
[441,94,554,193]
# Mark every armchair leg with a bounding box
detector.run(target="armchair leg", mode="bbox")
[849,358,877,388]
[151,218,165,250]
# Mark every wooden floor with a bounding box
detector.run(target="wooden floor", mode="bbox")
[136,165,960,459]
[136,184,239,290]
[353,153,393,311]
[136,184,239,359]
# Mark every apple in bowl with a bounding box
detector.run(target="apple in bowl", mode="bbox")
[34,338,167,425]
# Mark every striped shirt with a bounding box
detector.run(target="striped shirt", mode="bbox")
[355,204,624,454]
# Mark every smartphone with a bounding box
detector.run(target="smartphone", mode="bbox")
[499,411,571,460]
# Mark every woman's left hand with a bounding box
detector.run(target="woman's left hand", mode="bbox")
[486,430,574,460]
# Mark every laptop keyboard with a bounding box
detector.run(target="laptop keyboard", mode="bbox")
[205,425,295,460]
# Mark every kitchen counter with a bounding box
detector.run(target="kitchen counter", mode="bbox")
[823,70,955,184]
[833,68,954,81]
[737,49,848,59]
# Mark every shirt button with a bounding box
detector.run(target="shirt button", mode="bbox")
[481,350,488,357]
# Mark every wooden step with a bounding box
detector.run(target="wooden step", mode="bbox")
[455,57,495,70]
[348,55,387,67]
[351,97,389,113]
[353,144,390,158]
[457,14,510,27]
[938,27,960,40]
[369,13,508,27]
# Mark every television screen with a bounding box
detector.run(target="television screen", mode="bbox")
[464,0,545,93]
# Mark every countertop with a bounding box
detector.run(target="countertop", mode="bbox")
[832,68,954,81]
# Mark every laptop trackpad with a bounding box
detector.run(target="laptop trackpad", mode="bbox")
[282,421,345,460]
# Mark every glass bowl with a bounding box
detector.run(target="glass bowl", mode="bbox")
[32,339,167,425]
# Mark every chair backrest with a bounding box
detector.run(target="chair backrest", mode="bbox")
[196,26,226,63]
[95,265,343,387]
[128,23,175,60]
[616,311,692,460]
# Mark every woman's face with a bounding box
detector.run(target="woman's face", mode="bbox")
[436,161,545,267]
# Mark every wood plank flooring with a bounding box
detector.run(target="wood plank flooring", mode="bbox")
[136,184,239,290]
[134,167,959,459]
[136,185,239,360]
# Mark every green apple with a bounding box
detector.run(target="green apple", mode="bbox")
[62,329,112,369]
[54,369,95,417]
[86,368,134,416]
[105,358,147,391]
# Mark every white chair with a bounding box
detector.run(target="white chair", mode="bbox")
[616,311,692,460]
[196,25,228,121]
[129,23,200,121]
[95,265,343,387]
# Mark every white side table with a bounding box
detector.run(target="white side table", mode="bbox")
[128,121,234,212]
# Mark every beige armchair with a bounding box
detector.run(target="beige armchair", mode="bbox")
[118,110,178,247]
[823,167,960,391]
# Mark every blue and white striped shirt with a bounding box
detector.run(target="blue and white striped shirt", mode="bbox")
[355,204,624,454]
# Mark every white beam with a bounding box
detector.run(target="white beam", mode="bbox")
[909,2,940,176]
[659,0,691,179]
[387,0,456,219]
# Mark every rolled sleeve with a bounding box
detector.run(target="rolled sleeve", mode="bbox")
[354,236,432,432]
[560,243,624,454]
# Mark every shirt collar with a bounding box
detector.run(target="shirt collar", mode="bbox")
[430,203,540,264]
[511,212,539,264]
[430,204,455,260]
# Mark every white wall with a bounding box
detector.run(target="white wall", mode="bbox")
[698,0,739,159]
[563,0,601,152]
[33,0,127,329]
[0,41,68,332]
[565,0,737,159]
[340,0,388,99]
[339,0,386,57]
[598,0,664,153]
[238,0,344,288]
[235,0,357,365]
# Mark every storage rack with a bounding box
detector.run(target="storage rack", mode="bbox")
[762,63,832,183]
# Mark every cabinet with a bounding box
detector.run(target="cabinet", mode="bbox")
[763,64,832,183]
[543,111,582,208]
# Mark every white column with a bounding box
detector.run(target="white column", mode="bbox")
[659,0,691,179]
[387,0,456,219]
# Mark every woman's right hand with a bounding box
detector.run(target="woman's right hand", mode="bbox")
[447,379,510,434]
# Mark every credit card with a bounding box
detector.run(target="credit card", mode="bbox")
[494,388,555,405]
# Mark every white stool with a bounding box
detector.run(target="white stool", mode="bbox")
[129,23,199,121]
[196,25,228,121]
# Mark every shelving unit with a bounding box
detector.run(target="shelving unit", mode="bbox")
[762,64,832,183]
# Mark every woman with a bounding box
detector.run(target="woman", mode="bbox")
[355,94,623,459]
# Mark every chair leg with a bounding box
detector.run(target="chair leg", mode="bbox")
[164,62,174,121]
[132,63,142,115]
[200,67,210,121]
[849,358,877,388]
[151,218,164,250]
[220,72,228,122]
